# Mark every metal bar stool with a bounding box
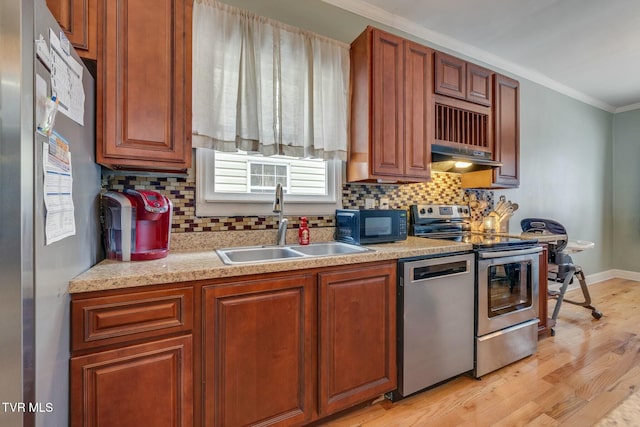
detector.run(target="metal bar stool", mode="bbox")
[521,218,602,336]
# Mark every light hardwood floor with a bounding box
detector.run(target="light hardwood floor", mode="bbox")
[322,278,640,427]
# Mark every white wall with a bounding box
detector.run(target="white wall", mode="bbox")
[613,110,640,272]
[500,81,613,275]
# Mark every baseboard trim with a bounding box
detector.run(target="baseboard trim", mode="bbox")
[586,269,640,284]
[586,270,616,284]
[549,270,640,293]
[610,269,640,281]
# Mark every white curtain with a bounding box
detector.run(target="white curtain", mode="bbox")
[192,0,350,160]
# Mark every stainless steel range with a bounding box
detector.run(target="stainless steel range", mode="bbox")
[410,204,541,378]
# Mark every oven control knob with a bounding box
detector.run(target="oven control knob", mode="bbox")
[427,207,433,214]
[419,208,426,215]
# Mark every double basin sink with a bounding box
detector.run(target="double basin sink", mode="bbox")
[216,241,373,265]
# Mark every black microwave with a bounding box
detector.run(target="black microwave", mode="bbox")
[335,209,408,245]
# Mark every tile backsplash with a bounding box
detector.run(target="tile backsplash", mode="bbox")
[102,171,491,232]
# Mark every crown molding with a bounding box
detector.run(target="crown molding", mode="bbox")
[614,102,640,113]
[322,0,619,113]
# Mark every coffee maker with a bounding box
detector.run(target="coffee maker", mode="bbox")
[101,189,173,261]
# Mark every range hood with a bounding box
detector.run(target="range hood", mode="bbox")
[431,144,502,172]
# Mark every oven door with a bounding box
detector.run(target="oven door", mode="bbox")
[476,246,542,336]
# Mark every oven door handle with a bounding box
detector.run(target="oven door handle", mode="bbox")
[478,246,542,259]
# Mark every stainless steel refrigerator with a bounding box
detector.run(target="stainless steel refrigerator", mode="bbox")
[1,1,102,426]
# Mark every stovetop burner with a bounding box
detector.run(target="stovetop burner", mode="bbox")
[414,230,536,248]
[462,233,537,250]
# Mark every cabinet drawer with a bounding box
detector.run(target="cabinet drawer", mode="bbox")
[71,287,193,352]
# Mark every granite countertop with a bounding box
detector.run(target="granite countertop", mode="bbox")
[69,237,473,294]
[520,232,567,243]
[69,230,564,294]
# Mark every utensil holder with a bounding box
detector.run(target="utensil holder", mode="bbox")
[498,218,509,233]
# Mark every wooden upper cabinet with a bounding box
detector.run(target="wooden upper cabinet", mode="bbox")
[47,0,97,60]
[370,29,405,179]
[97,0,192,171]
[435,51,493,107]
[467,62,493,106]
[493,73,520,187]
[460,72,519,189]
[434,51,466,100]
[349,27,431,183]
[403,41,433,180]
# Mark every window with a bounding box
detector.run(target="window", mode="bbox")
[248,162,288,194]
[212,151,328,196]
[192,1,349,217]
[196,149,342,217]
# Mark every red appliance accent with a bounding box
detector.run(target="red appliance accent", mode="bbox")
[101,189,173,261]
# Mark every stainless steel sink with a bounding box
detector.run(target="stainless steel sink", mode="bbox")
[216,242,373,265]
[216,246,305,264]
[289,242,371,256]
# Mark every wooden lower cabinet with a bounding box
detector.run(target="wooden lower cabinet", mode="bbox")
[202,274,316,427]
[538,245,551,336]
[202,261,396,426]
[71,261,398,427]
[70,335,193,427]
[318,263,397,416]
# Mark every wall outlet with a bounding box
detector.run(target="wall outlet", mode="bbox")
[379,198,390,210]
[365,198,376,209]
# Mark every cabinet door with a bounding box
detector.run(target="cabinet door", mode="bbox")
[47,0,97,60]
[403,41,432,181]
[467,63,493,106]
[434,51,466,100]
[493,73,520,187]
[70,335,193,427]
[371,29,405,179]
[203,274,316,427]
[97,0,192,171]
[318,262,397,416]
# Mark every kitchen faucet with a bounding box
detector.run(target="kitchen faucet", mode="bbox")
[273,183,288,245]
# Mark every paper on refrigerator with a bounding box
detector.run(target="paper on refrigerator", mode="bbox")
[49,28,85,125]
[43,132,75,244]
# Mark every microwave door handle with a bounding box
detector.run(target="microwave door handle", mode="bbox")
[478,246,542,259]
